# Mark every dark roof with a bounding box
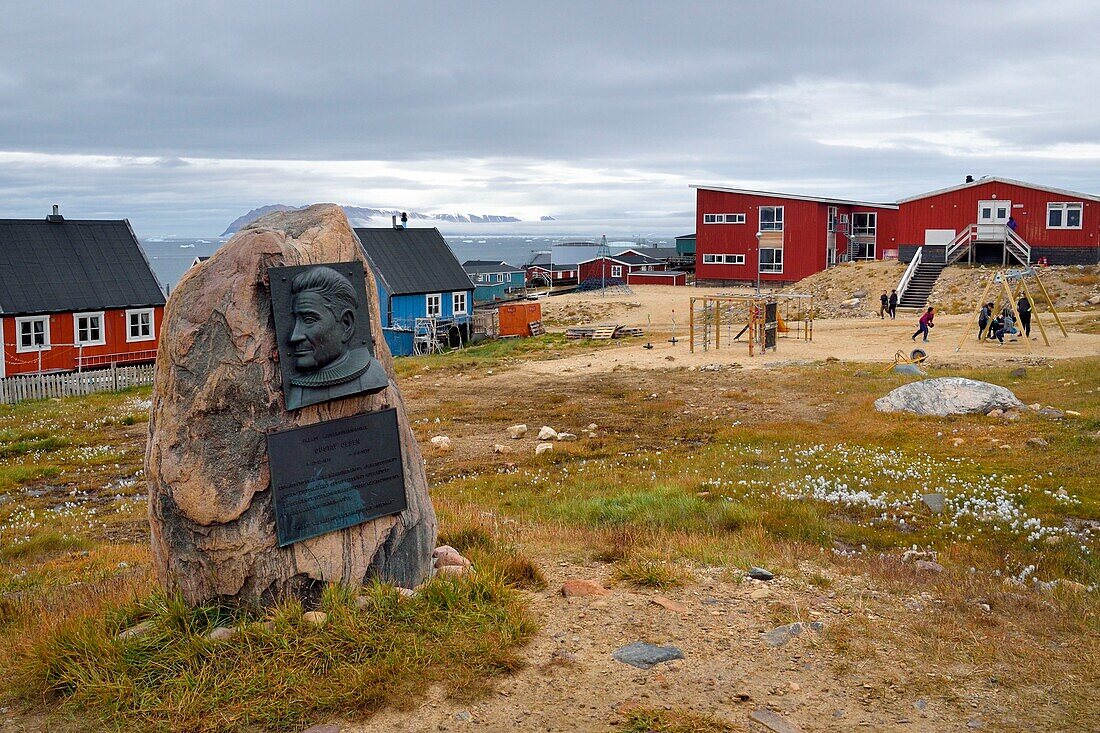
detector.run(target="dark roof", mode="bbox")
[354,227,473,296]
[675,233,696,240]
[462,260,524,275]
[0,218,165,316]
[525,253,578,270]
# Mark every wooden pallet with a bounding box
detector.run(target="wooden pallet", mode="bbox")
[565,324,617,340]
[614,326,644,338]
[528,320,546,336]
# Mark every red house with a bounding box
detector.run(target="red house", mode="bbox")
[0,210,166,377]
[898,177,1100,266]
[578,251,688,286]
[525,253,579,286]
[693,177,1100,286]
[692,185,899,286]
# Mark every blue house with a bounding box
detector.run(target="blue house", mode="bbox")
[355,227,475,356]
[462,260,526,304]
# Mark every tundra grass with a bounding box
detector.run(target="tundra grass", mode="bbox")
[11,574,536,733]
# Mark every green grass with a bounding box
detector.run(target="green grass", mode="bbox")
[612,556,690,589]
[13,574,536,733]
[616,707,745,733]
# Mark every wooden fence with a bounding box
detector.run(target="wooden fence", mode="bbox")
[0,363,156,405]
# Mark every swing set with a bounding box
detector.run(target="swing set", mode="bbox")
[955,267,1068,354]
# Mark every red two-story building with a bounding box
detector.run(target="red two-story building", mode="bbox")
[693,177,1099,285]
[0,210,166,377]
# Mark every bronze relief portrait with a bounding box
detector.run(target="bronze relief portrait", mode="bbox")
[269,262,388,410]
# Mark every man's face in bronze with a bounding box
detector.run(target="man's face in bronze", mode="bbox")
[289,290,353,371]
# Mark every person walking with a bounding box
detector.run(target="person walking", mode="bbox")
[888,289,898,319]
[1016,294,1032,338]
[912,306,935,342]
[878,291,889,319]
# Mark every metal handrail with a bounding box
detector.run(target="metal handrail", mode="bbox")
[946,225,977,264]
[1005,227,1031,264]
[896,246,922,300]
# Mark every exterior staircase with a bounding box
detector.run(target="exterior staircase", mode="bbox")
[895,247,946,310]
[898,261,945,309]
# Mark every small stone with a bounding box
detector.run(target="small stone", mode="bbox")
[611,641,684,670]
[650,596,687,613]
[207,626,237,641]
[915,560,944,573]
[913,699,928,711]
[116,620,155,640]
[436,564,469,578]
[555,432,577,441]
[1066,410,1082,417]
[921,493,945,513]
[507,424,528,439]
[535,442,554,455]
[586,423,598,430]
[967,718,984,729]
[302,611,327,626]
[986,408,1003,418]
[537,426,558,440]
[750,587,772,600]
[453,711,472,723]
[789,682,801,691]
[749,708,805,733]
[561,579,609,597]
[748,566,774,581]
[549,649,578,665]
[1038,407,1065,420]
[951,438,965,446]
[429,435,452,451]
[492,443,512,454]
[433,545,472,568]
[300,725,340,733]
[397,587,418,599]
[1009,367,1027,378]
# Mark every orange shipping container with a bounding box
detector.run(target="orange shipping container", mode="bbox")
[498,301,542,337]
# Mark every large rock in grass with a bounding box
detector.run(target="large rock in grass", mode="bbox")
[874,377,1024,417]
[146,204,437,606]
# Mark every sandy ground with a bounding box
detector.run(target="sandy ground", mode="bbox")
[353,561,963,733]
[535,284,1099,376]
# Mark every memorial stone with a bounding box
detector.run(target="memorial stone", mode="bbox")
[146,204,437,606]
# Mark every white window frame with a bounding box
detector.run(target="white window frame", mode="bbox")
[759,248,783,273]
[125,308,156,343]
[759,206,784,231]
[73,311,106,347]
[16,316,51,353]
[703,213,747,224]
[611,265,623,278]
[851,212,877,237]
[702,254,747,265]
[827,206,838,233]
[452,291,467,315]
[1047,202,1083,230]
[425,293,442,318]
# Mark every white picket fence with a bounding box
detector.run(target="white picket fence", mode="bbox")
[0,363,156,405]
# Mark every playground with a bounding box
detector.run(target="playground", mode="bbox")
[523,284,1100,378]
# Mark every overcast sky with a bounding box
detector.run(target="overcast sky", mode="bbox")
[2,1,1098,236]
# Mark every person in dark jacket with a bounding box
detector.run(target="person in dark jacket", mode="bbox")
[978,302,992,340]
[912,307,935,342]
[990,313,1006,343]
[1016,295,1032,338]
[879,291,889,319]
[888,289,898,319]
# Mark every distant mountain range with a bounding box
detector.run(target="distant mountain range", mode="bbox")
[221,205,523,235]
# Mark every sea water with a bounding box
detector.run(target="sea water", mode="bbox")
[141,234,672,291]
